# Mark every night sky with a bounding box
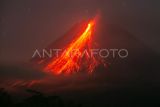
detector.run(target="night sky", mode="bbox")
[0,0,160,63]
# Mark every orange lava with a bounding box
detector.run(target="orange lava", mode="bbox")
[44,17,105,75]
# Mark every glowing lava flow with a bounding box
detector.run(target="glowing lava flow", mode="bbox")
[44,17,105,75]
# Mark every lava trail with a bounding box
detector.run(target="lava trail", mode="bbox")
[44,16,106,75]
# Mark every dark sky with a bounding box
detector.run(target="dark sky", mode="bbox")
[0,0,160,63]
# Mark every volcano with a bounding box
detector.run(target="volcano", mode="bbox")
[1,16,160,107]
[31,16,107,75]
[29,16,160,87]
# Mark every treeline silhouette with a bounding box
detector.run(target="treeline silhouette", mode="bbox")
[0,88,82,107]
[0,88,160,107]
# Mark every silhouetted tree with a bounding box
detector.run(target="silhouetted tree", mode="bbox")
[0,88,13,107]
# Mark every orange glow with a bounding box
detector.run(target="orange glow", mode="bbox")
[44,16,105,75]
